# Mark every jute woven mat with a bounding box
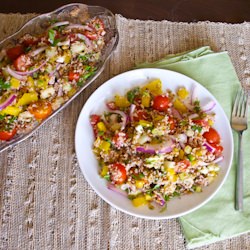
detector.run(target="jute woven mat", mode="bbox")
[0,13,250,250]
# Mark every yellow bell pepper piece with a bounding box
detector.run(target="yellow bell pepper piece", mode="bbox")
[177,87,189,100]
[208,119,214,126]
[142,79,162,96]
[173,98,187,113]
[135,180,145,189]
[114,95,130,108]
[100,165,109,177]
[132,195,147,207]
[64,52,71,64]
[27,76,35,89]
[68,87,76,97]
[10,77,20,89]
[179,149,184,159]
[138,120,152,127]
[168,174,178,182]
[16,92,38,107]
[37,75,49,89]
[141,91,151,107]
[99,140,111,152]
[145,194,153,201]
[97,122,106,132]
[0,106,21,116]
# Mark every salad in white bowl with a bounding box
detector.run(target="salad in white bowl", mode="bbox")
[75,68,233,219]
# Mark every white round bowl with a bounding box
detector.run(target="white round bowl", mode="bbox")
[75,68,233,219]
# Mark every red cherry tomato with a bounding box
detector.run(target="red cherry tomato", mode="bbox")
[211,143,224,157]
[90,114,100,137]
[6,45,24,61]
[203,127,220,144]
[133,109,148,122]
[0,127,17,141]
[168,116,176,131]
[90,115,100,126]
[113,132,127,148]
[28,101,52,120]
[84,31,98,40]
[68,71,80,81]
[110,163,127,184]
[176,159,190,172]
[193,119,209,127]
[152,95,170,111]
[13,54,32,71]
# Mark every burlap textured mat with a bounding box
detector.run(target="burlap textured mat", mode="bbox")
[0,13,250,249]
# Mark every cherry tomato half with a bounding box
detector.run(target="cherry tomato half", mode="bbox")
[133,109,149,122]
[68,71,80,81]
[0,127,17,141]
[203,127,220,144]
[152,95,170,111]
[84,31,98,40]
[211,143,224,157]
[6,45,24,61]
[90,114,100,126]
[168,116,176,131]
[14,54,32,71]
[193,119,209,127]
[28,101,52,120]
[110,163,127,185]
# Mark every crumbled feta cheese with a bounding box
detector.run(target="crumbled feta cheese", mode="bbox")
[62,83,72,92]
[70,41,86,54]
[45,47,57,59]
[40,87,55,99]
[18,111,34,122]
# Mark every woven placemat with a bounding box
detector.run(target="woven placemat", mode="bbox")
[0,13,250,250]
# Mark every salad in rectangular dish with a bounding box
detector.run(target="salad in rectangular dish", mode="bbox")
[0,3,118,152]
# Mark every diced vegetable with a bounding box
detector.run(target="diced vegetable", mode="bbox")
[132,195,148,207]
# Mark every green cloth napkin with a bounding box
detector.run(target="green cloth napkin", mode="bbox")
[137,46,250,249]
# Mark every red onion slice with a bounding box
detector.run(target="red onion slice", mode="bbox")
[203,142,215,153]
[49,21,69,29]
[9,60,47,76]
[129,104,136,122]
[170,107,182,119]
[188,113,199,119]
[212,156,224,164]
[0,94,17,111]
[110,110,127,131]
[191,85,198,104]
[155,193,166,206]
[29,46,48,57]
[201,100,216,112]
[6,66,26,80]
[107,183,127,197]
[76,33,92,47]
[65,24,93,31]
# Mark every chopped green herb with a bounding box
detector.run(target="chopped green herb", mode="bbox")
[103,175,110,181]
[179,119,188,126]
[127,87,139,103]
[164,195,170,201]
[0,79,10,90]
[194,100,201,112]
[173,191,180,197]
[191,125,202,133]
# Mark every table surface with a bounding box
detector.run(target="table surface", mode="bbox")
[2,0,250,23]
